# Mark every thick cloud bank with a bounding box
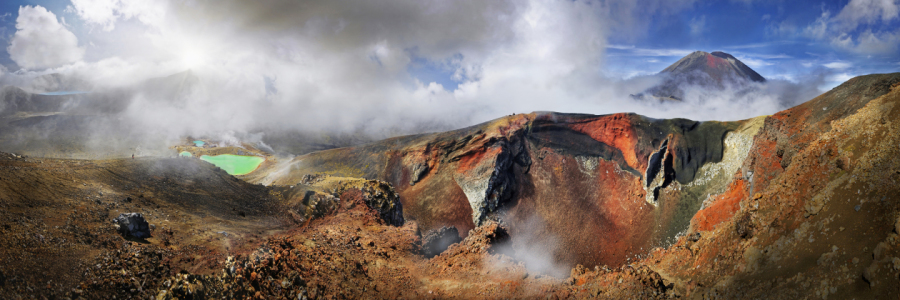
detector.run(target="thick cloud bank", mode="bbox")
[1,1,829,152]
[7,6,84,70]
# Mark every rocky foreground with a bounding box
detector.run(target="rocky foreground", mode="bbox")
[1,73,900,299]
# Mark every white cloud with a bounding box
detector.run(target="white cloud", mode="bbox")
[823,61,852,69]
[66,0,117,31]
[723,41,787,50]
[835,0,900,29]
[722,47,795,60]
[766,19,800,37]
[799,0,900,56]
[7,5,85,70]
[803,11,831,40]
[828,72,855,83]
[825,29,900,55]
[0,0,814,148]
[834,29,900,54]
[607,44,635,50]
[690,15,706,36]
[606,45,695,57]
[68,0,167,31]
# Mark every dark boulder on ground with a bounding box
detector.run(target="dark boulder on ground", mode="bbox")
[361,180,405,227]
[302,191,341,219]
[113,213,151,239]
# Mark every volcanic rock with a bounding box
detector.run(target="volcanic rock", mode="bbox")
[300,173,326,185]
[643,138,674,205]
[421,226,463,258]
[113,213,151,239]
[360,180,405,226]
[284,176,405,226]
[687,232,701,242]
[452,140,516,226]
[301,191,340,219]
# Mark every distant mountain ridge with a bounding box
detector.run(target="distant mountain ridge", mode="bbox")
[662,51,765,83]
[635,50,765,101]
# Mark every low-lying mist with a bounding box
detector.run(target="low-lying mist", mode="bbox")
[0,64,831,159]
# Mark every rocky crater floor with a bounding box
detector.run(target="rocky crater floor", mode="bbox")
[1,73,900,299]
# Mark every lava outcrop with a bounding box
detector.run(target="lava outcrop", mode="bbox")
[268,104,742,269]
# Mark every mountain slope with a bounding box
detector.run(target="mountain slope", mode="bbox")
[652,72,900,298]
[637,50,766,101]
[253,72,900,276]
[662,51,765,83]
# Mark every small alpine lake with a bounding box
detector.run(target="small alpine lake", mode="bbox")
[199,154,264,175]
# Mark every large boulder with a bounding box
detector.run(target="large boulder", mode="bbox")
[113,213,151,239]
[302,191,340,219]
[360,180,404,227]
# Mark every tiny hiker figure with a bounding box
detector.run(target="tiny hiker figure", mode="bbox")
[132,154,134,160]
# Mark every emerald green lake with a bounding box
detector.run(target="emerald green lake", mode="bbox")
[199,154,264,175]
[179,151,192,157]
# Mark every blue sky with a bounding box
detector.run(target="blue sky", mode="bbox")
[0,0,898,130]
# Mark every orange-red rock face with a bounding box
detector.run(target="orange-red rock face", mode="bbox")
[569,113,643,171]
[392,149,476,238]
[286,111,739,270]
[692,179,747,232]
[705,53,728,69]
[645,73,900,299]
[504,147,651,269]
